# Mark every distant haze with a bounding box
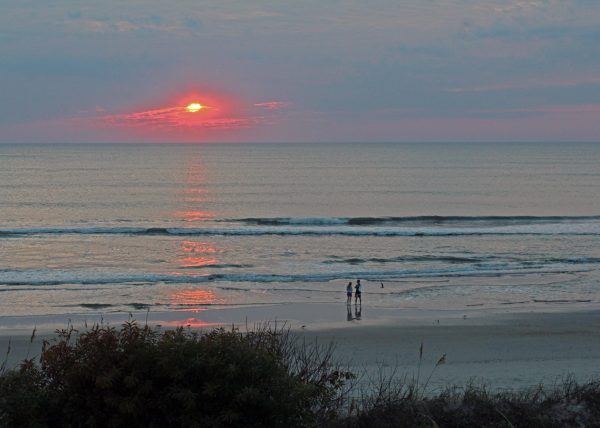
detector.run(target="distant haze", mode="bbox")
[1,1,600,142]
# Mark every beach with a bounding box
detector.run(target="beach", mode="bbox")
[3,302,600,392]
[2,143,600,394]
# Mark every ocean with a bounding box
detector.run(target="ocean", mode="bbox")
[1,143,600,317]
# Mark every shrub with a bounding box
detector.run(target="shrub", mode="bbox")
[0,322,352,428]
[0,359,49,428]
[334,378,600,428]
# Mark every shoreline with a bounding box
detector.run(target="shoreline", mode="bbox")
[0,300,600,337]
[2,299,600,333]
[3,302,600,390]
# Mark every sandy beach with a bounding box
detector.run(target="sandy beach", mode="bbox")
[3,303,600,392]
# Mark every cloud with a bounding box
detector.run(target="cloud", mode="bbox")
[183,17,202,30]
[492,1,547,15]
[253,101,291,110]
[63,15,183,34]
[100,105,265,130]
[66,18,140,33]
[66,10,82,20]
[476,104,600,114]
[447,76,600,93]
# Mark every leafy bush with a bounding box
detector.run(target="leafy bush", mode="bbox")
[0,322,352,428]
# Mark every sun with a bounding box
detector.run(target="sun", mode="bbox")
[185,103,203,113]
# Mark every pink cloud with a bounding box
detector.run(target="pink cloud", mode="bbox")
[99,105,265,130]
[0,94,292,142]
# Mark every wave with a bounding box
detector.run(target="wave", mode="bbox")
[181,263,255,269]
[78,303,114,309]
[543,257,600,265]
[323,256,600,265]
[229,215,600,227]
[3,215,599,238]
[0,264,588,287]
[2,224,600,237]
[323,255,489,265]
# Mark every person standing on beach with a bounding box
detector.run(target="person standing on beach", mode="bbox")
[355,279,362,304]
[346,282,353,304]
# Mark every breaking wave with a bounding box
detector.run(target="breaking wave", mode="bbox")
[2,222,600,237]
[0,263,591,287]
[228,215,600,226]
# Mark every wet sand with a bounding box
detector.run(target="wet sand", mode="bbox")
[2,303,600,391]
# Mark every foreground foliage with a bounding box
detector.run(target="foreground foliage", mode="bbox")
[2,322,600,427]
[334,377,600,427]
[0,322,351,428]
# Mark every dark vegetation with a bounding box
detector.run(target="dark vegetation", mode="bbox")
[1,321,600,427]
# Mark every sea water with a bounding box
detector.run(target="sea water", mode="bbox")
[1,143,600,316]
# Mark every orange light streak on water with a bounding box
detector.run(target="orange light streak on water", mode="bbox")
[175,210,215,221]
[180,256,219,268]
[181,240,223,254]
[170,288,221,305]
[166,288,225,313]
[183,188,209,194]
[161,317,220,328]
[177,241,223,268]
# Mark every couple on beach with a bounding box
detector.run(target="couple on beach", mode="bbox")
[346,279,362,304]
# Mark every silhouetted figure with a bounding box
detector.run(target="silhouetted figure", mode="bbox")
[381,282,384,288]
[354,279,362,304]
[346,282,353,304]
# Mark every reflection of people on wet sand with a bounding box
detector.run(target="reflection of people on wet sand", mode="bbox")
[355,302,362,320]
[346,300,362,321]
[346,282,353,304]
[354,279,362,304]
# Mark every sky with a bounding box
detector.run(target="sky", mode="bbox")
[1,0,600,143]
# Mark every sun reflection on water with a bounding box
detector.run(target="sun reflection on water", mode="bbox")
[170,288,221,305]
[161,317,220,328]
[179,257,218,268]
[181,240,222,254]
[167,154,229,310]
[166,288,224,313]
[175,210,215,221]
[178,240,223,268]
